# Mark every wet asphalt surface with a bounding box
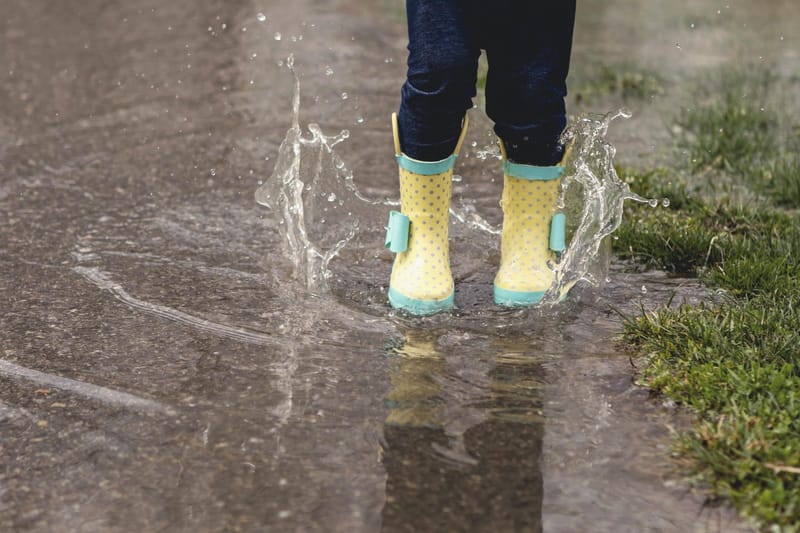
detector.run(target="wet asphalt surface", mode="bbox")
[5,0,799,531]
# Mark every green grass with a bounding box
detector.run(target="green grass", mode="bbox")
[674,68,779,176]
[764,155,800,207]
[571,63,664,103]
[615,66,800,529]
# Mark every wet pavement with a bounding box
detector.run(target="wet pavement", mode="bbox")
[3,0,798,531]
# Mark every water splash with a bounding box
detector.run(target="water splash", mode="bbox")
[256,59,654,307]
[541,109,653,304]
[255,55,369,292]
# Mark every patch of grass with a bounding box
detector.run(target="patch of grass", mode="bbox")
[571,63,664,103]
[620,166,702,211]
[617,185,800,527]
[674,67,779,177]
[618,69,800,525]
[764,155,800,208]
[624,287,800,527]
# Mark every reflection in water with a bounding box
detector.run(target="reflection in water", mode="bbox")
[381,331,545,532]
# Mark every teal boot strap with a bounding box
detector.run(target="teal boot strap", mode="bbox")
[397,154,456,175]
[385,211,410,253]
[503,160,564,181]
[550,212,567,252]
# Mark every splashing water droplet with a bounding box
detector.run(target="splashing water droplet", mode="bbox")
[341,92,349,100]
[256,61,656,302]
[210,168,216,176]
[641,285,648,294]
[274,32,282,41]
[257,13,266,22]
[325,66,334,77]
[356,117,364,124]
[452,174,463,183]
[662,198,671,208]
[254,54,381,292]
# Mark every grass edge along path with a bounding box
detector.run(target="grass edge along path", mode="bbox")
[613,171,800,529]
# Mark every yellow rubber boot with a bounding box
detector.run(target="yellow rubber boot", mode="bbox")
[494,144,568,306]
[385,113,469,315]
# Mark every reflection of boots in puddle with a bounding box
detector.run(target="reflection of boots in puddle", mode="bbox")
[384,331,446,428]
[381,333,544,533]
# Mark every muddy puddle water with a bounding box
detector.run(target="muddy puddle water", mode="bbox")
[3,0,796,530]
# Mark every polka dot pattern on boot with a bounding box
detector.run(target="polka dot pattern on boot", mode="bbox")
[389,166,454,302]
[494,174,561,294]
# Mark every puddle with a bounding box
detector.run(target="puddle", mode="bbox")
[3,0,791,530]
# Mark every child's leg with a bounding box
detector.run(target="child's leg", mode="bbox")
[398,0,481,162]
[386,0,479,314]
[484,1,576,166]
[486,2,576,306]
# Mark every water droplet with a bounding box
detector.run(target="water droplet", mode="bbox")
[690,23,695,29]
[210,168,216,176]
[341,92,348,100]
[648,198,659,208]
[327,193,337,202]
[641,285,648,294]
[675,42,681,50]
[356,117,364,124]
[257,12,266,22]
[221,23,227,30]
[251,53,258,58]
[662,198,670,208]
[452,174,463,183]
[325,66,334,76]
[274,32,282,41]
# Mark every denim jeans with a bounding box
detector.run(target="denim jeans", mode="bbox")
[398,0,576,166]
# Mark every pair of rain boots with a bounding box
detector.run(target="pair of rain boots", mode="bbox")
[385,113,567,315]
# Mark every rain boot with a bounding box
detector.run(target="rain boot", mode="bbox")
[385,112,469,315]
[493,142,568,307]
